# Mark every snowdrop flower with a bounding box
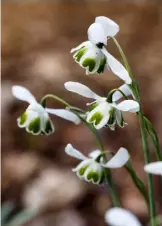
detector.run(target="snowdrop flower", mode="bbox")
[105,207,142,226]
[144,162,162,176]
[65,144,129,184]
[12,86,81,135]
[71,16,132,84]
[64,81,139,130]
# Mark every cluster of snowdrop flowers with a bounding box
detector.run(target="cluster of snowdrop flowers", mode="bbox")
[12,86,81,135]
[71,16,132,85]
[65,81,139,130]
[65,144,129,184]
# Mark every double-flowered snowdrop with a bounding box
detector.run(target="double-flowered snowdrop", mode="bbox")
[71,16,132,84]
[64,81,139,130]
[65,144,129,184]
[144,162,162,176]
[105,207,142,226]
[12,86,81,135]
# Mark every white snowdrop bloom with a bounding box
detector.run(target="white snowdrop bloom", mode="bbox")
[105,207,142,226]
[144,162,162,176]
[71,16,131,84]
[65,144,129,184]
[12,86,81,135]
[64,81,139,130]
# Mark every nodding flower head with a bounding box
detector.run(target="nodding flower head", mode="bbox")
[64,81,139,130]
[71,16,132,84]
[65,144,129,185]
[12,86,81,135]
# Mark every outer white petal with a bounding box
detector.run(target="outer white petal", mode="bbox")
[87,102,111,129]
[88,150,102,159]
[71,41,90,53]
[95,16,119,37]
[105,207,142,226]
[115,100,140,113]
[64,81,102,100]
[65,144,87,161]
[101,48,132,84]
[112,84,133,102]
[88,23,107,45]
[102,147,129,168]
[46,108,81,125]
[144,162,162,175]
[12,86,36,104]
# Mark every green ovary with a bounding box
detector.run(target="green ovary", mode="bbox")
[28,117,41,134]
[97,57,106,74]
[75,47,87,62]
[89,112,103,126]
[82,58,96,72]
[19,112,28,126]
[87,171,99,183]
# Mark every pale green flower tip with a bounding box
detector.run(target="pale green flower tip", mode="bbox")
[27,117,41,135]
[44,119,55,135]
[85,170,101,184]
[17,112,28,127]
[88,111,103,126]
[82,58,96,73]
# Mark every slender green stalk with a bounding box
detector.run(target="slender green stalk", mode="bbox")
[112,37,156,225]
[40,94,71,108]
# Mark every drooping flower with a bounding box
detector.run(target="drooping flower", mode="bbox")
[144,162,162,176]
[12,86,81,135]
[105,207,142,226]
[65,144,129,184]
[71,16,132,84]
[64,81,139,130]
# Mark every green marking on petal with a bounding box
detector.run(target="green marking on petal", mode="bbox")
[88,103,99,112]
[78,165,89,177]
[28,117,41,134]
[87,171,99,183]
[74,47,87,62]
[45,120,54,135]
[97,57,106,74]
[108,109,115,125]
[19,112,28,126]
[89,112,103,126]
[82,58,96,72]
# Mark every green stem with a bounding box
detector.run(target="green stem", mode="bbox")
[107,88,128,102]
[112,37,156,225]
[125,160,149,205]
[40,94,71,108]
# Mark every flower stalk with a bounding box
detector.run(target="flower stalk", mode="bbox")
[111,37,156,225]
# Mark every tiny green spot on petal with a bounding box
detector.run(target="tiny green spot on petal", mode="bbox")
[45,120,54,135]
[74,47,87,62]
[19,112,28,126]
[87,171,99,183]
[82,58,96,72]
[78,165,89,177]
[97,57,106,74]
[28,117,41,134]
[89,112,103,126]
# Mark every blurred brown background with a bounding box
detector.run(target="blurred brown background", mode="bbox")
[2,1,162,226]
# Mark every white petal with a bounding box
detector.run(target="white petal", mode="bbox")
[115,100,140,113]
[64,81,102,100]
[46,108,81,125]
[101,48,132,84]
[65,144,87,160]
[112,84,133,102]
[12,86,36,104]
[102,147,129,168]
[71,41,90,53]
[105,207,142,226]
[144,162,162,175]
[87,102,111,130]
[88,150,102,159]
[88,23,107,45]
[95,16,119,37]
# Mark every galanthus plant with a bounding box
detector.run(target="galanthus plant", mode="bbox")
[65,144,129,184]
[13,16,162,226]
